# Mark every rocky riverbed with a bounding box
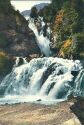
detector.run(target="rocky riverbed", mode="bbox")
[0,100,83,125]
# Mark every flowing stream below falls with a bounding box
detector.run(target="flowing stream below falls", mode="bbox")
[0,18,84,105]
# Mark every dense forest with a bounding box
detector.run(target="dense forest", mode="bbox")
[31,0,84,59]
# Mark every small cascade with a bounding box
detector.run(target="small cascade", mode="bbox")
[14,57,20,67]
[23,57,28,64]
[73,69,84,97]
[0,57,83,105]
[28,18,51,56]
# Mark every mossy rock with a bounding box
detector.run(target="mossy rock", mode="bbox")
[0,52,13,75]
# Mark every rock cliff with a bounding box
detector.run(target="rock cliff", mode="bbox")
[0,0,41,76]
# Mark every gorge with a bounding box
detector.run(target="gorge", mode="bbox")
[0,0,84,125]
[0,16,84,105]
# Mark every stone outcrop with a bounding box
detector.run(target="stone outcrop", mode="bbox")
[0,0,41,80]
[0,1,41,57]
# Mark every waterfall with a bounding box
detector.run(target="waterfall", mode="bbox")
[0,57,83,105]
[73,69,84,97]
[0,17,83,105]
[28,18,51,56]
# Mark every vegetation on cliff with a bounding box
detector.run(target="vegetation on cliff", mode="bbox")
[37,0,84,59]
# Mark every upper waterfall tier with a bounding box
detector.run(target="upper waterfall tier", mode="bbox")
[0,57,83,105]
[28,18,51,56]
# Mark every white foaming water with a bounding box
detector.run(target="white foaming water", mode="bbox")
[14,57,20,67]
[0,57,83,105]
[28,18,51,56]
[74,69,84,97]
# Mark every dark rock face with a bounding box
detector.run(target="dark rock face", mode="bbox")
[71,71,79,77]
[2,29,41,57]
[0,7,41,57]
[42,63,56,85]
[37,99,41,102]
[70,97,84,124]
[0,1,41,82]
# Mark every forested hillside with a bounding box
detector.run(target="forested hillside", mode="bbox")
[38,0,84,59]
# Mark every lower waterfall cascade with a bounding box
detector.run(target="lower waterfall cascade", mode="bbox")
[0,57,84,105]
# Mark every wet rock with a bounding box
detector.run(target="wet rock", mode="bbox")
[42,63,56,84]
[70,97,84,124]
[71,71,79,77]
[0,4,41,57]
[57,70,64,75]
[18,58,24,66]
[37,99,41,102]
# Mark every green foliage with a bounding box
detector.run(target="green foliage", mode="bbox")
[52,6,78,51]
[52,0,67,12]
[74,33,84,52]
[60,38,78,58]
[62,7,78,34]
[39,5,52,22]
[60,32,84,58]
[50,0,84,58]
[39,0,68,22]
[0,33,9,47]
